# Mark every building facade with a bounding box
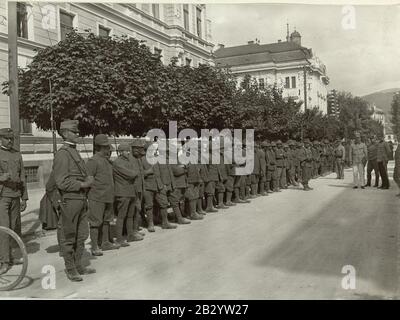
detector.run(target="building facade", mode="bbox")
[214,30,329,114]
[0,2,214,188]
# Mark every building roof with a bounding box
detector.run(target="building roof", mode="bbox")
[214,41,312,67]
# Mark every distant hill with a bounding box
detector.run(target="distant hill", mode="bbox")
[362,88,400,115]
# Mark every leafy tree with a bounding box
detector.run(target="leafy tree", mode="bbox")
[390,92,400,140]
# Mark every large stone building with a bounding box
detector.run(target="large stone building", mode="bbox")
[214,29,329,114]
[0,2,214,188]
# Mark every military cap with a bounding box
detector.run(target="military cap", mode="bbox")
[118,143,131,152]
[324,139,329,144]
[270,142,276,147]
[131,138,145,148]
[354,132,361,137]
[297,141,303,147]
[304,138,311,143]
[261,141,269,147]
[94,134,111,146]
[0,128,14,138]
[60,120,79,133]
[276,140,282,145]
[283,143,289,148]
[313,141,319,145]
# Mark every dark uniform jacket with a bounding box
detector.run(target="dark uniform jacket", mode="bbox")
[158,164,176,190]
[199,164,209,183]
[0,147,28,200]
[113,154,137,197]
[187,163,201,184]
[266,149,276,171]
[86,153,114,203]
[171,164,187,188]
[298,148,313,168]
[129,155,145,193]
[52,144,88,200]
[252,149,261,175]
[141,156,163,192]
[258,149,267,176]
[275,148,284,167]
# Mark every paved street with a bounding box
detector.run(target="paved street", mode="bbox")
[1,164,399,299]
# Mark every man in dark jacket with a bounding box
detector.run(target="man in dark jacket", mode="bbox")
[377,135,391,189]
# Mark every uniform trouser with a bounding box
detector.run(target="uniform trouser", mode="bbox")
[115,197,135,241]
[281,167,287,187]
[336,159,344,179]
[259,174,266,193]
[58,198,89,270]
[378,161,390,188]
[276,167,283,188]
[352,163,365,187]
[301,165,312,186]
[366,160,380,186]
[88,200,113,247]
[0,197,20,264]
[250,174,259,195]
[288,166,296,184]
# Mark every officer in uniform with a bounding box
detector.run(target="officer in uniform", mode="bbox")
[86,134,119,255]
[52,120,95,281]
[0,128,28,275]
[299,139,313,191]
[250,142,261,196]
[113,143,137,246]
[281,143,288,189]
[214,140,230,209]
[205,142,220,212]
[274,140,285,190]
[197,140,208,214]
[258,141,268,196]
[267,141,278,192]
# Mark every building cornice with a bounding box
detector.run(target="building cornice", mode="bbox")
[0,32,48,52]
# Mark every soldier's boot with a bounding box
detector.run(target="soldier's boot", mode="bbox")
[189,200,203,220]
[216,192,229,209]
[259,183,268,196]
[64,255,83,282]
[206,195,218,212]
[89,227,103,256]
[146,209,156,232]
[225,191,236,206]
[101,223,121,250]
[127,215,144,241]
[245,186,252,200]
[136,215,146,236]
[173,206,191,224]
[115,215,130,247]
[233,188,246,203]
[196,198,206,215]
[160,208,177,229]
[250,184,258,197]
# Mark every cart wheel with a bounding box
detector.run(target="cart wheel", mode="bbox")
[0,226,28,291]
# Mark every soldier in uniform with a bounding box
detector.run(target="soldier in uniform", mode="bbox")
[285,142,295,186]
[267,141,279,192]
[197,140,208,214]
[258,141,268,196]
[0,128,28,275]
[250,142,261,196]
[86,134,119,255]
[274,140,285,190]
[205,142,220,212]
[113,143,137,246]
[281,143,289,188]
[52,120,95,281]
[129,139,148,238]
[299,139,313,191]
[215,140,230,208]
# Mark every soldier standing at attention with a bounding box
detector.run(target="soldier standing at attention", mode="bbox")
[258,141,268,196]
[129,139,148,238]
[0,128,28,275]
[299,139,313,191]
[275,140,284,190]
[86,134,119,255]
[197,140,208,214]
[112,143,137,246]
[268,142,279,192]
[205,142,220,212]
[334,139,346,180]
[52,120,95,281]
[250,142,261,196]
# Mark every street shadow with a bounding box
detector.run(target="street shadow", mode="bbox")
[255,179,399,294]
[327,184,355,188]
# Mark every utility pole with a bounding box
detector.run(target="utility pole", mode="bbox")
[8,1,20,149]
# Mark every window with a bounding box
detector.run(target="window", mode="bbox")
[196,7,202,38]
[60,11,74,41]
[285,77,290,88]
[291,76,296,88]
[25,166,39,183]
[152,4,160,19]
[99,25,110,38]
[185,58,192,66]
[17,3,28,39]
[259,78,265,89]
[183,4,189,31]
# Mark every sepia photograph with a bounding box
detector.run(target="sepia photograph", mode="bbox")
[0,0,399,305]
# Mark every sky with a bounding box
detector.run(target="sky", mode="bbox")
[207,3,400,96]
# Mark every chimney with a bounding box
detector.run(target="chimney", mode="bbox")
[217,43,225,50]
[248,40,254,45]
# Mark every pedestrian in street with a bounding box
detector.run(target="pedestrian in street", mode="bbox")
[86,134,120,255]
[52,120,95,281]
[365,135,380,187]
[349,132,368,189]
[334,139,345,179]
[377,135,391,189]
[0,128,28,275]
